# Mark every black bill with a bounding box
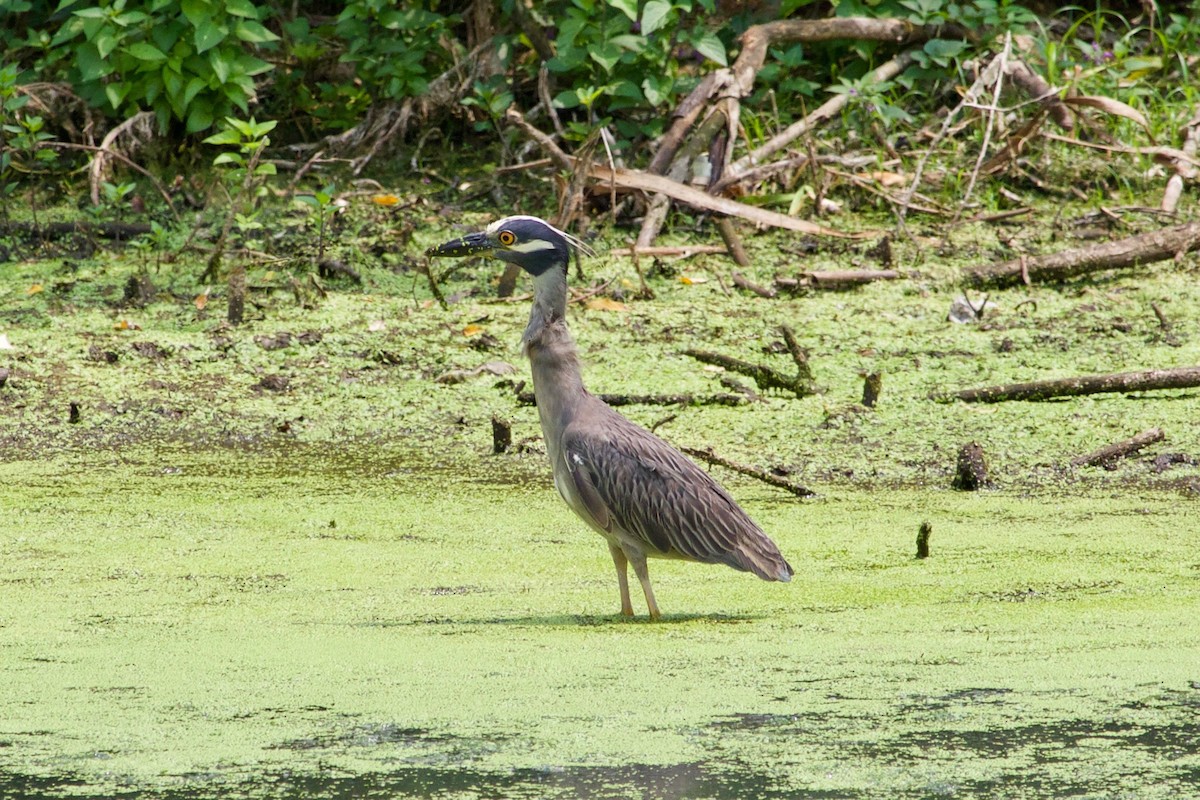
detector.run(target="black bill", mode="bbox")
[425,231,494,258]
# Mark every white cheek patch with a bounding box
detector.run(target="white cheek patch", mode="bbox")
[508,238,558,254]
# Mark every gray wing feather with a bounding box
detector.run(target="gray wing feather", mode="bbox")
[560,402,791,580]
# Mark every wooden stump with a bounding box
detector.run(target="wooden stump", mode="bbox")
[952,442,989,491]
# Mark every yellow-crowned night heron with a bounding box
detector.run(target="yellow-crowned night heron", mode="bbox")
[428,216,792,618]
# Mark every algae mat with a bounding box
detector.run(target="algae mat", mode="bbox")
[1,448,1198,799]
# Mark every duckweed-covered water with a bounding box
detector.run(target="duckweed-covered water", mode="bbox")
[2,447,1197,799]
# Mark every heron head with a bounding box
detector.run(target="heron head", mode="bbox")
[426,216,593,276]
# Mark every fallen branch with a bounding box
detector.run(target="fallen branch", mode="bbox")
[963,220,1200,288]
[932,366,1200,403]
[1070,427,1165,468]
[506,107,864,239]
[775,270,901,291]
[680,446,815,498]
[587,161,863,238]
[683,348,818,398]
[732,272,776,298]
[0,220,153,240]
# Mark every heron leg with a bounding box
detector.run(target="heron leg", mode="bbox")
[608,543,634,617]
[629,554,662,620]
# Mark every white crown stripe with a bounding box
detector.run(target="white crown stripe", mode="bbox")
[508,239,558,253]
[485,215,597,258]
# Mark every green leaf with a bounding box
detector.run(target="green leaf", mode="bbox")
[607,0,638,21]
[72,6,107,19]
[234,20,280,44]
[553,89,580,109]
[75,42,111,81]
[224,0,258,18]
[640,0,672,36]
[104,82,129,110]
[692,32,727,66]
[180,0,210,27]
[186,97,214,133]
[236,54,273,76]
[211,151,242,165]
[194,20,226,53]
[209,50,230,83]
[183,76,206,107]
[589,41,621,73]
[609,34,645,52]
[95,31,119,59]
[126,42,168,62]
[114,10,149,26]
[923,38,966,63]
[642,74,673,106]
[202,128,241,145]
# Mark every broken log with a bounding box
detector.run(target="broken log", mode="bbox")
[861,372,883,408]
[951,442,989,490]
[732,272,776,298]
[933,366,1200,403]
[916,522,932,559]
[683,348,817,398]
[680,446,815,498]
[1070,427,1164,468]
[491,416,513,454]
[779,325,814,384]
[715,217,751,266]
[964,220,1200,288]
[775,270,900,292]
[0,220,153,240]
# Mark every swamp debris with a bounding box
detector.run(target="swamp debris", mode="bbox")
[963,220,1200,288]
[1153,453,1197,473]
[227,265,246,325]
[0,220,153,241]
[491,416,512,455]
[680,446,815,499]
[1070,427,1165,468]
[1150,302,1182,347]
[732,272,776,298]
[683,324,817,398]
[435,361,517,385]
[774,270,901,292]
[683,350,815,398]
[933,366,1200,404]
[916,522,932,559]
[861,372,883,408]
[951,442,989,491]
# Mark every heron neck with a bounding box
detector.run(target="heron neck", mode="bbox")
[522,266,569,346]
[522,266,585,456]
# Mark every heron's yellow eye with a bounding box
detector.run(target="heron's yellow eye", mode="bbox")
[498,230,516,246]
